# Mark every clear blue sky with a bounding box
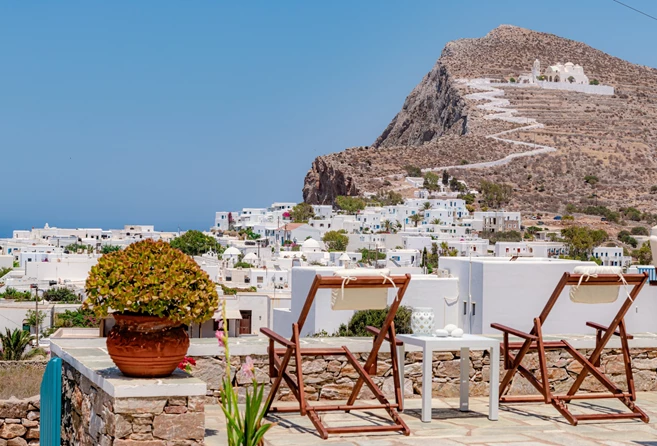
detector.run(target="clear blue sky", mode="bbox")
[1,0,655,236]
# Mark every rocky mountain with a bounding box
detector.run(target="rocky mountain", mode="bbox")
[302,25,657,213]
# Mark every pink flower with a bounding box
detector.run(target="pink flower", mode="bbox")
[215,330,225,348]
[241,356,255,380]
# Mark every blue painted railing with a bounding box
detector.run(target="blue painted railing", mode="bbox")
[637,266,657,282]
[40,357,62,446]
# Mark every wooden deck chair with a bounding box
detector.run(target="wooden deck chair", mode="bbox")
[491,269,649,425]
[260,272,412,439]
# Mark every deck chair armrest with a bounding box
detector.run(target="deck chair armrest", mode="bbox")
[260,328,295,348]
[490,323,537,340]
[366,326,404,346]
[585,321,634,339]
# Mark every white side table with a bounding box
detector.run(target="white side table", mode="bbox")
[397,334,499,422]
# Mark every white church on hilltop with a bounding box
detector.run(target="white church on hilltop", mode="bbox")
[520,59,589,85]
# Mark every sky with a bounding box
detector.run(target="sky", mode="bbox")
[1,0,656,237]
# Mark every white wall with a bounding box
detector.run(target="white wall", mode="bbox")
[439,257,657,336]
[0,255,13,269]
[273,266,461,338]
[25,258,98,282]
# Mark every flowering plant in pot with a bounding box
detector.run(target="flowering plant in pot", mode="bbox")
[84,239,218,378]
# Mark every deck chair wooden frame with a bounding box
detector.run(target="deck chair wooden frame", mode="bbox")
[491,272,649,425]
[260,273,412,439]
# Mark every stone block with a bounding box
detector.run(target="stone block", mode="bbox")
[25,412,38,422]
[0,398,29,419]
[434,359,461,378]
[25,397,39,411]
[338,364,359,379]
[404,363,422,376]
[25,428,38,440]
[164,406,187,414]
[107,413,132,438]
[634,370,657,391]
[326,360,342,373]
[20,420,37,428]
[431,381,460,398]
[235,367,268,385]
[114,398,166,415]
[301,359,326,374]
[0,423,26,440]
[382,377,413,398]
[432,351,454,361]
[187,397,204,413]
[152,413,204,440]
[166,397,186,407]
[132,424,152,434]
[3,421,19,425]
[633,358,657,370]
[318,383,354,400]
[129,433,154,441]
[113,440,166,446]
[89,411,105,439]
[190,357,233,391]
[6,439,26,446]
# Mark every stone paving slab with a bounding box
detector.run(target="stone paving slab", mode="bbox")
[205,393,657,445]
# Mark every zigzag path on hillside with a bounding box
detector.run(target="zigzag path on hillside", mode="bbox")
[423,79,556,173]
[367,79,556,192]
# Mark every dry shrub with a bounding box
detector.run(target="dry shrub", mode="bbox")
[0,361,45,399]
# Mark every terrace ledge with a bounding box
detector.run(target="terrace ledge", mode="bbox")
[50,338,207,398]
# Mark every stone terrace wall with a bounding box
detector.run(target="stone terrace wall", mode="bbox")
[191,347,657,403]
[0,396,40,446]
[61,362,206,445]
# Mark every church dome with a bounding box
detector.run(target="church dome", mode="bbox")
[224,247,241,256]
[301,238,321,250]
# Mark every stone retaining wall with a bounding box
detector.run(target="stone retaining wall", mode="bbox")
[61,362,206,445]
[0,396,40,446]
[191,347,657,403]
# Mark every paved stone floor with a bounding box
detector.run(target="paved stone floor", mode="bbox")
[205,393,657,445]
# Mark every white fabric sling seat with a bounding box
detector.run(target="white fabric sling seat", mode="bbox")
[569,265,624,304]
[331,268,392,310]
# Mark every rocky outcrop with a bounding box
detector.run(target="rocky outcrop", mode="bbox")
[302,156,359,205]
[372,62,468,148]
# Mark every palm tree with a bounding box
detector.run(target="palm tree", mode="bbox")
[422,202,432,211]
[430,218,442,225]
[0,328,44,360]
[382,219,393,233]
[440,242,450,256]
[409,214,423,227]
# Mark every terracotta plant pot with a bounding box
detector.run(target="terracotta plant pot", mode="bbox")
[106,313,190,378]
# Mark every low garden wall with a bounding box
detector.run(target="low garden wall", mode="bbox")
[0,360,44,446]
[0,395,40,445]
[189,343,657,403]
[51,340,208,446]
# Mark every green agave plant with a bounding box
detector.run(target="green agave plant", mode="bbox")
[220,376,272,446]
[84,239,219,325]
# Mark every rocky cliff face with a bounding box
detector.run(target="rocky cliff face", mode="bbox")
[372,62,468,148]
[302,156,359,205]
[303,60,471,205]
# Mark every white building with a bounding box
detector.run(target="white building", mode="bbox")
[543,62,589,85]
[386,249,420,268]
[273,267,459,338]
[472,211,521,233]
[593,247,632,267]
[439,256,657,335]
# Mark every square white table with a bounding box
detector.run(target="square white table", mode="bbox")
[397,333,499,422]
